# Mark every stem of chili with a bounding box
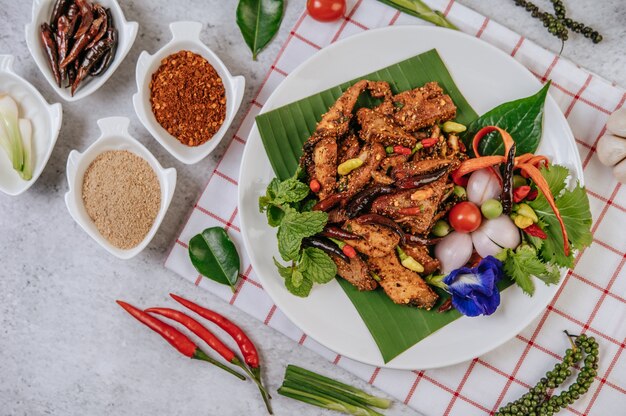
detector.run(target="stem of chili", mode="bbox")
[116,301,245,380]
[169,294,273,412]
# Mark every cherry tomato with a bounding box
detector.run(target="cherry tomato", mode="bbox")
[448,201,482,233]
[307,0,346,22]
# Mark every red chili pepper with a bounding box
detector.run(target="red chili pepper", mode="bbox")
[513,185,531,202]
[459,141,467,153]
[393,145,412,155]
[342,245,357,258]
[398,206,422,215]
[169,294,272,413]
[452,169,469,186]
[116,301,245,380]
[421,137,439,148]
[527,189,538,201]
[309,179,321,193]
[523,224,547,239]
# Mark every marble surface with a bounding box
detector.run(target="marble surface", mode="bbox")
[0,1,623,415]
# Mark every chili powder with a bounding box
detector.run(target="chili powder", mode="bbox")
[150,50,226,146]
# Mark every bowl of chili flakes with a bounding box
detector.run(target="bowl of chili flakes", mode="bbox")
[132,21,245,165]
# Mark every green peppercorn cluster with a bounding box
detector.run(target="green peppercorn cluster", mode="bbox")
[512,0,603,45]
[495,332,599,416]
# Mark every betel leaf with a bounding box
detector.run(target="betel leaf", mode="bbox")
[236,0,284,60]
[189,227,241,290]
[463,82,550,156]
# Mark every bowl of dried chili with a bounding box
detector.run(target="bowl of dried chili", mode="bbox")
[132,21,245,165]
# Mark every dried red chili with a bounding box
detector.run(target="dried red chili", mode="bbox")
[150,50,226,146]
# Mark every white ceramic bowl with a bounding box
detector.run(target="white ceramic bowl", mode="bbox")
[133,21,245,165]
[0,54,62,196]
[25,0,138,102]
[65,116,176,259]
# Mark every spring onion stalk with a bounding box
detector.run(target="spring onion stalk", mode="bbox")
[0,95,32,180]
[376,0,458,30]
[278,386,383,416]
[282,365,391,410]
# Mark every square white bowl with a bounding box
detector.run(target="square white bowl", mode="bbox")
[64,116,176,259]
[25,0,138,102]
[133,21,245,165]
[0,54,62,196]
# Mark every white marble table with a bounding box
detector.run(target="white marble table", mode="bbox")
[1,1,624,415]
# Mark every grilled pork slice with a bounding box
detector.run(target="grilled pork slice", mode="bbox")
[342,219,400,258]
[391,158,459,181]
[331,254,378,291]
[338,133,361,164]
[371,177,453,235]
[391,82,457,132]
[338,143,386,198]
[313,137,338,200]
[357,107,417,148]
[402,245,441,276]
[368,254,438,309]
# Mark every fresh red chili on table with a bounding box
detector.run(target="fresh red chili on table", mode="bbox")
[116,301,245,380]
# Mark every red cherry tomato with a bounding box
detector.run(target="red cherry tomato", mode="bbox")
[307,0,346,22]
[448,202,482,233]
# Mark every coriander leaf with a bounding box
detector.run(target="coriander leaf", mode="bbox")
[274,177,310,204]
[277,208,328,261]
[529,167,592,267]
[300,247,337,284]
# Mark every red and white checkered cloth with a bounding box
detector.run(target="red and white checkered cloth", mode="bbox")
[165,1,626,414]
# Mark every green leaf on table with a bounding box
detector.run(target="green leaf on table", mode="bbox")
[463,82,550,156]
[529,165,593,268]
[376,0,458,30]
[188,227,241,290]
[236,0,284,60]
[300,247,337,284]
[277,208,328,261]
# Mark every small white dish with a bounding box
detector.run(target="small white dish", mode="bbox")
[25,0,138,102]
[0,54,62,196]
[133,21,245,165]
[65,116,176,259]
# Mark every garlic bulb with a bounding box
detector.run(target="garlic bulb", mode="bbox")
[597,108,626,184]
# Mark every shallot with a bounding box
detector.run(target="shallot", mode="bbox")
[466,168,502,205]
[471,215,521,258]
[434,231,473,274]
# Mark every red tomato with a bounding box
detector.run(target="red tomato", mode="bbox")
[307,0,346,22]
[448,202,482,233]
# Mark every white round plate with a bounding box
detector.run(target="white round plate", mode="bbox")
[238,26,582,369]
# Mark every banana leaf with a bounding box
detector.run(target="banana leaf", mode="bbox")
[255,49,493,363]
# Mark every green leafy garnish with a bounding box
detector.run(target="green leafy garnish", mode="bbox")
[188,227,241,291]
[277,208,327,261]
[529,165,593,268]
[300,247,337,284]
[236,0,284,60]
[463,82,550,156]
[498,245,560,296]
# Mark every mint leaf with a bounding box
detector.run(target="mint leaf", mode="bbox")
[277,208,327,261]
[300,247,337,284]
[529,166,592,267]
[266,205,285,227]
[274,177,310,204]
[273,258,312,297]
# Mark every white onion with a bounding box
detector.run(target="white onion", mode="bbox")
[435,232,474,274]
[466,168,502,205]
[471,215,521,257]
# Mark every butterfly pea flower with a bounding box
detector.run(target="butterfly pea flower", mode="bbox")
[442,256,504,317]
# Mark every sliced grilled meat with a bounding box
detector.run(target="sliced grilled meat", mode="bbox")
[371,176,452,235]
[401,245,441,276]
[357,107,417,148]
[313,137,338,200]
[391,82,457,132]
[368,254,438,309]
[342,219,399,258]
[392,158,459,180]
[338,133,361,164]
[331,254,378,291]
[338,143,386,198]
